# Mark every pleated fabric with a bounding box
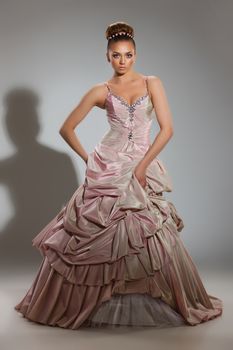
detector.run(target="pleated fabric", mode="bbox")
[14,76,223,329]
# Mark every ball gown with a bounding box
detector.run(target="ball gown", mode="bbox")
[14,76,223,329]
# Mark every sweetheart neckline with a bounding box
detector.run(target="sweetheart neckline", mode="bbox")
[107,90,150,108]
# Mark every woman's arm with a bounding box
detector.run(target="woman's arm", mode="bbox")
[134,76,174,187]
[59,84,106,163]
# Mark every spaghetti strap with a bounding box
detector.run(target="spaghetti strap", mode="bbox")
[104,82,111,92]
[144,75,151,99]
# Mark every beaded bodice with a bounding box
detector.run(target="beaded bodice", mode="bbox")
[97,76,154,153]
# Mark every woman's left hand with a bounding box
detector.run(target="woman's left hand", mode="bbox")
[133,163,147,189]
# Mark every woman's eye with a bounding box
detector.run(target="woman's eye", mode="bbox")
[112,54,133,59]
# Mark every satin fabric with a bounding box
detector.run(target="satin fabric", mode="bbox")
[14,76,223,329]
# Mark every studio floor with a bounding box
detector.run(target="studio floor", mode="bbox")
[1,264,232,350]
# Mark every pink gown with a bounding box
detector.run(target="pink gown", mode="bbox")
[14,76,223,329]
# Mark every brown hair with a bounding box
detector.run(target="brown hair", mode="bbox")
[105,21,136,50]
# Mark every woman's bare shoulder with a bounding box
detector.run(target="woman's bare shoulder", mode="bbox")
[147,75,166,95]
[147,75,162,83]
[80,81,108,109]
[85,81,107,95]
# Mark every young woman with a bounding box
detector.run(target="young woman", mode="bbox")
[14,21,223,329]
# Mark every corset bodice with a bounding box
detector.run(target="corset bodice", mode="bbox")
[96,76,155,155]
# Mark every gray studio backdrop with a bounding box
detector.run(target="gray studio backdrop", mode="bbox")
[0,0,232,271]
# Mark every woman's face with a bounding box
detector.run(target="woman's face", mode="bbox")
[106,40,136,74]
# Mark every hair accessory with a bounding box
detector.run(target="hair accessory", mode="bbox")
[107,31,133,40]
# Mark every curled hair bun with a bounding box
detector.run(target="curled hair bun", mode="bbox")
[105,21,134,40]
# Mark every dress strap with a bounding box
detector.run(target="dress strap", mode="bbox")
[144,75,149,92]
[104,82,111,92]
[144,75,151,99]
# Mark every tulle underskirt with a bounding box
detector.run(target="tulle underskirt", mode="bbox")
[82,293,186,328]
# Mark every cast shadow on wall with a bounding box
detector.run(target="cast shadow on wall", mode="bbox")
[0,88,79,268]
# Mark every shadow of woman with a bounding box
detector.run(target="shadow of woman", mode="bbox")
[0,87,79,269]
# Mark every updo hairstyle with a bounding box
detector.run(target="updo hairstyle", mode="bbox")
[105,21,136,51]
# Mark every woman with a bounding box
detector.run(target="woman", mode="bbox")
[14,21,223,329]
